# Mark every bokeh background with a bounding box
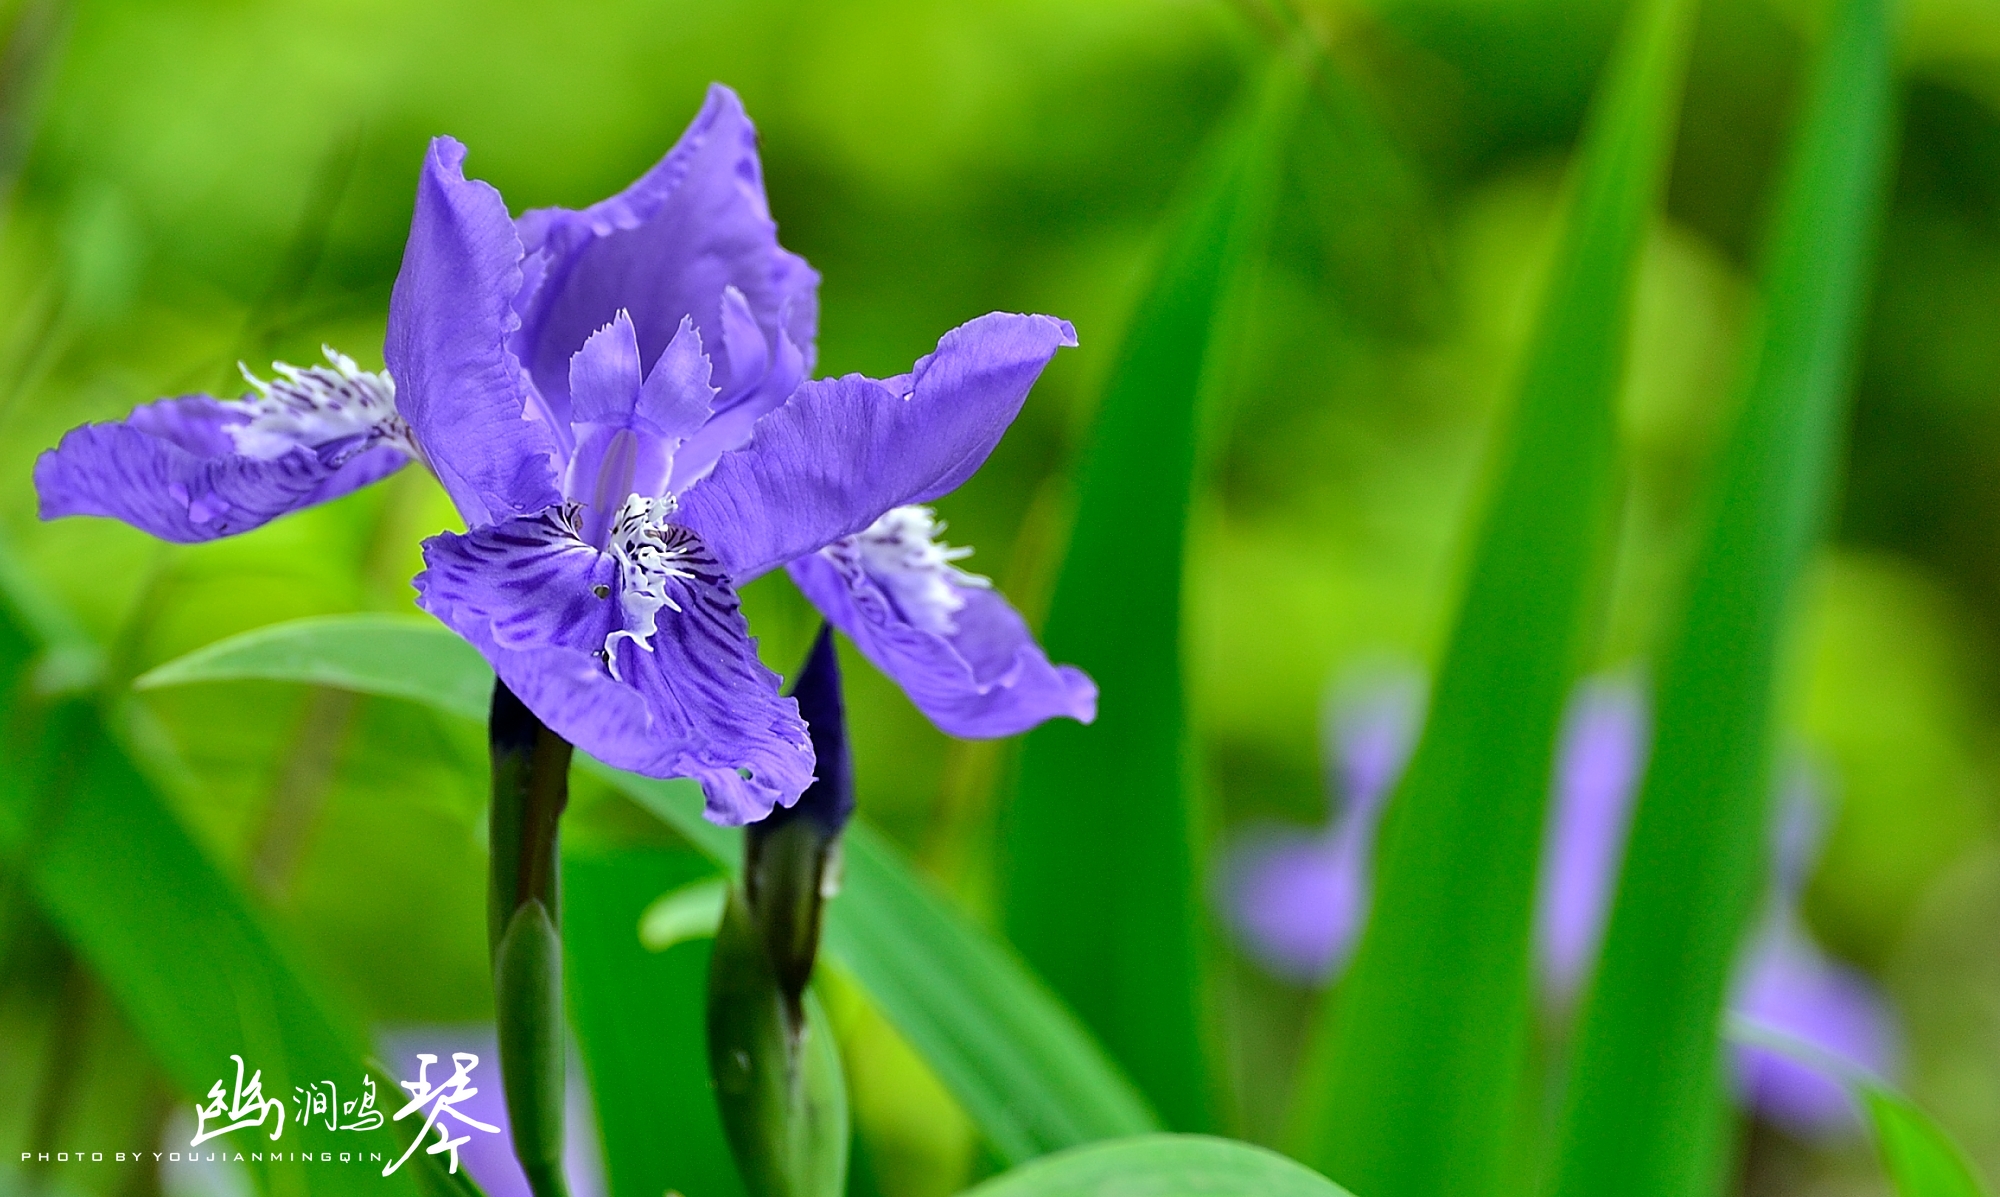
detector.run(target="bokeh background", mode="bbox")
[3,0,2000,1195]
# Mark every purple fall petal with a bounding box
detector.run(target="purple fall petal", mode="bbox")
[1535,678,1648,1003]
[35,367,412,543]
[787,542,1094,738]
[676,312,1079,581]
[513,84,818,431]
[1731,911,1901,1136]
[386,136,561,528]
[414,508,812,823]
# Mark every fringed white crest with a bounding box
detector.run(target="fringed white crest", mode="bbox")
[228,347,415,463]
[835,505,989,636]
[603,493,698,677]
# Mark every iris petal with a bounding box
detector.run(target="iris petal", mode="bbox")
[386,136,562,528]
[415,508,813,824]
[35,386,410,543]
[788,548,1094,738]
[512,84,818,430]
[676,311,1078,581]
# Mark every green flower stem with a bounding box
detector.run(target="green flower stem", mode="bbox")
[706,626,852,1197]
[707,876,849,1197]
[489,679,574,1197]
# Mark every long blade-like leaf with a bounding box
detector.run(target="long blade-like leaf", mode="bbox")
[958,1135,1353,1197]
[0,558,471,1197]
[1548,0,1898,1191]
[136,614,1160,1163]
[1004,50,1306,1133]
[139,613,493,721]
[564,847,745,1197]
[1729,1019,1990,1197]
[1287,0,1698,1193]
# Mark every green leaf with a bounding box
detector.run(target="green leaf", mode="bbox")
[0,554,473,1197]
[638,875,729,952]
[1547,0,1897,1191]
[1728,1019,1990,1197]
[957,1135,1353,1197]
[136,613,492,721]
[138,614,1160,1164]
[605,773,1160,1166]
[565,847,746,1197]
[1289,0,1699,1192]
[1868,1093,1992,1197]
[1005,49,1308,1132]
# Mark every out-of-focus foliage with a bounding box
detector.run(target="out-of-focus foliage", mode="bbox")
[4,0,2000,1195]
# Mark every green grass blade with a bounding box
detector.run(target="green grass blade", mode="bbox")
[828,821,1158,1161]
[0,564,470,1197]
[1547,0,1897,1191]
[1729,1019,1990,1197]
[958,1135,1353,1197]
[1866,1093,1992,1197]
[139,615,1160,1163]
[1004,51,1307,1133]
[564,846,745,1197]
[1288,0,1698,1193]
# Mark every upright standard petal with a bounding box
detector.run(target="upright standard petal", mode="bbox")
[512,84,818,429]
[387,136,560,529]
[35,356,412,543]
[787,508,1093,738]
[677,312,1079,580]
[414,506,813,824]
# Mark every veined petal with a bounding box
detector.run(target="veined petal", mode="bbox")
[415,508,812,824]
[567,311,644,423]
[513,84,818,430]
[667,297,806,492]
[564,317,717,546]
[636,316,718,443]
[787,517,1093,738]
[677,312,1078,580]
[387,136,561,528]
[35,358,412,542]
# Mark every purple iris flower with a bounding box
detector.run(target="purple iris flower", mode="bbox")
[1221,668,1900,1135]
[33,85,1095,825]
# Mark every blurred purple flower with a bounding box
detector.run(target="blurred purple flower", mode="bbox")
[1535,679,1649,1004]
[1220,667,1899,1135]
[378,1028,601,1197]
[33,85,1094,826]
[1219,667,1424,981]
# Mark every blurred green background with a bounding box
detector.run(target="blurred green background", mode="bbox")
[3,0,2000,1194]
